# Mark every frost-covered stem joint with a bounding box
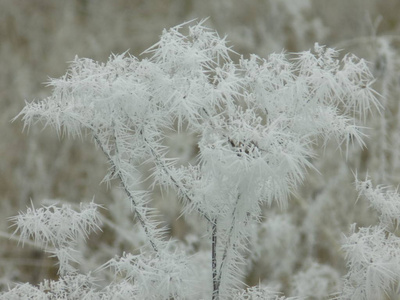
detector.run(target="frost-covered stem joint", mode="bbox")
[141,131,213,224]
[217,194,240,286]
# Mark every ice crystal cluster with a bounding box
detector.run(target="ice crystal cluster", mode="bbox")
[2,21,387,299]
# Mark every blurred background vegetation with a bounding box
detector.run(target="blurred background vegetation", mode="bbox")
[1,0,399,297]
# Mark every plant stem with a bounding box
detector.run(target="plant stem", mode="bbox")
[93,133,159,252]
[212,218,219,300]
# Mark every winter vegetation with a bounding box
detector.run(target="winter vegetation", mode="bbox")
[1,1,400,299]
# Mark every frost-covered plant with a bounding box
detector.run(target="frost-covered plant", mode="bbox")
[2,203,103,300]
[5,20,378,299]
[340,178,400,300]
[11,202,102,276]
[233,285,301,300]
[0,274,102,300]
[102,247,194,299]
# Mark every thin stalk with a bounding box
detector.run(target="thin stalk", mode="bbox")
[93,133,159,252]
[212,218,219,300]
